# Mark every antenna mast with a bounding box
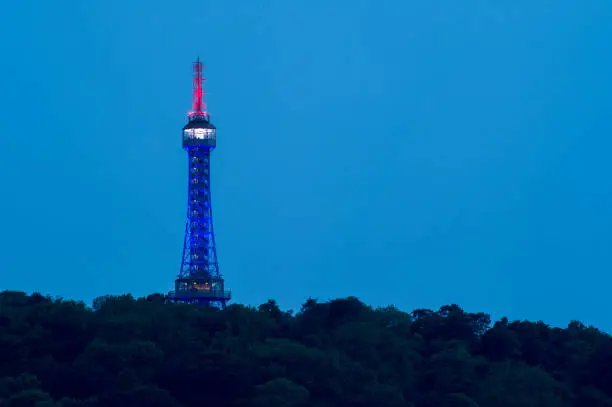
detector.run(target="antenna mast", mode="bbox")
[189,56,208,119]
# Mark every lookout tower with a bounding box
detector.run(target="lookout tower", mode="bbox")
[168,57,230,307]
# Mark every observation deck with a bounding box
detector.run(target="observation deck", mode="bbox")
[182,116,216,148]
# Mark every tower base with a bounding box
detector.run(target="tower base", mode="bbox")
[167,276,231,307]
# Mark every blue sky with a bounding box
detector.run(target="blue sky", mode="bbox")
[1,1,611,330]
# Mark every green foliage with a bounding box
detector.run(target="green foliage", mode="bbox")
[0,290,611,406]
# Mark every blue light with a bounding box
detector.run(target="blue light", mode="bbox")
[169,125,230,307]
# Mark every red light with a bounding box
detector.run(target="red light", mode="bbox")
[189,57,208,118]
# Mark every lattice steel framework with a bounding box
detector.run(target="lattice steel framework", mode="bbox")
[168,57,231,307]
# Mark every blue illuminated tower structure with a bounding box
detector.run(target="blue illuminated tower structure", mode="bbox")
[169,57,231,307]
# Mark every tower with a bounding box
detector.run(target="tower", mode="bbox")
[169,57,231,307]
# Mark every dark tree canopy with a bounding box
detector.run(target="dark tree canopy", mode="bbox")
[0,290,611,407]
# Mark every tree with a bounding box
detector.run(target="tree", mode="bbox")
[251,378,310,407]
[0,292,611,406]
[476,362,569,407]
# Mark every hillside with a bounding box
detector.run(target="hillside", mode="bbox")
[0,291,611,407]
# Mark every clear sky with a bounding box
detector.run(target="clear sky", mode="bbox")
[1,1,611,329]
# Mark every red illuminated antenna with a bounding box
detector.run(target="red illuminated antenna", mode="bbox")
[189,57,208,119]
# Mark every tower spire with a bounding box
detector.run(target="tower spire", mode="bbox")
[189,56,208,119]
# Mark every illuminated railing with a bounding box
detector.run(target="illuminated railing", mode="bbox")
[183,128,216,140]
[184,134,216,141]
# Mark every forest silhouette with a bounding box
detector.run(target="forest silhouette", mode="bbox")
[0,290,611,407]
